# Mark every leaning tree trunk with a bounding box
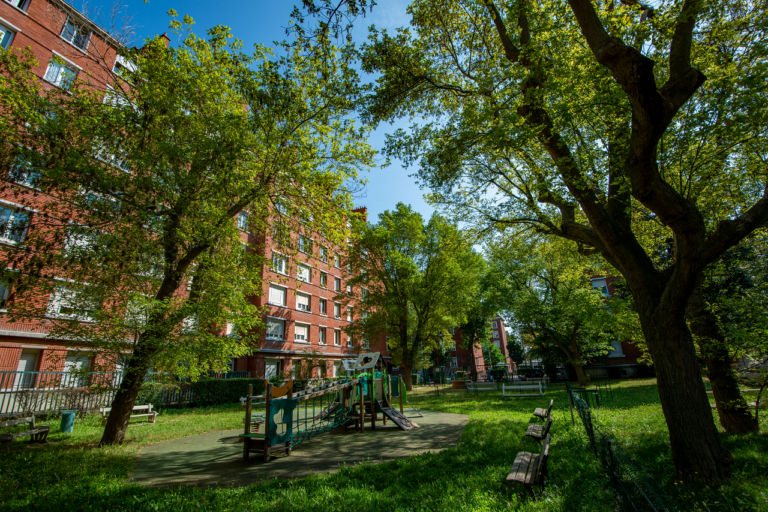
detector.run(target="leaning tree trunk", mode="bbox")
[100,341,155,446]
[641,306,734,482]
[573,363,588,388]
[687,289,758,434]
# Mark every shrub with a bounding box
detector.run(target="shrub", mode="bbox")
[136,382,176,406]
[455,371,466,380]
[190,378,266,407]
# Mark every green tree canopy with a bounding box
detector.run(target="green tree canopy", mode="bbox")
[346,203,484,389]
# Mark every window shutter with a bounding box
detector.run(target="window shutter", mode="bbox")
[269,285,285,306]
[295,324,308,341]
[297,293,310,311]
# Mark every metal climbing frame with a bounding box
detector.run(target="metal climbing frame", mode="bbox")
[289,379,359,447]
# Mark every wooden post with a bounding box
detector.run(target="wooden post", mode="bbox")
[370,372,376,429]
[359,380,364,432]
[243,384,252,460]
[264,382,272,462]
[399,376,404,415]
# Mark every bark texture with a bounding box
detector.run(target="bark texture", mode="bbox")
[687,289,759,434]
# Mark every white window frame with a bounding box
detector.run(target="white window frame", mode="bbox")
[237,212,249,231]
[347,307,353,322]
[60,16,92,52]
[492,321,498,329]
[294,322,309,343]
[1,19,18,50]
[318,298,327,316]
[318,327,326,345]
[0,202,31,245]
[297,264,311,284]
[334,277,341,292]
[266,317,286,341]
[334,329,341,347]
[46,282,99,322]
[334,302,341,319]
[320,271,328,288]
[492,331,499,338]
[320,246,328,263]
[5,1,31,13]
[334,253,340,268]
[268,284,287,307]
[298,235,313,254]
[43,56,78,90]
[296,292,311,312]
[271,252,288,275]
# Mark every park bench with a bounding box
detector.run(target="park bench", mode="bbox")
[533,399,554,422]
[100,404,157,425]
[506,434,551,499]
[525,410,552,444]
[503,382,543,398]
[0,416,50,448]
[466,382,497,392]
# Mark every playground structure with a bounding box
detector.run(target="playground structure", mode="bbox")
[240,352,419,462]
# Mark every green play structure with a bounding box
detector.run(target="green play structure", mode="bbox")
[240,352,419,461]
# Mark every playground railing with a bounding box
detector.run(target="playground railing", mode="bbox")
[569,390,679,512]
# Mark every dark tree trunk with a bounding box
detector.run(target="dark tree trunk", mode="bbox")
[401,365,413,391]
[640,303,734,482]
[687,289,758,434]
[573,363,588,388]
[99,341,155,445]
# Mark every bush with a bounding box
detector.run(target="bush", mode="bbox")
[136,382,176,406]
[190,378,266,407]
[455,371,467,380]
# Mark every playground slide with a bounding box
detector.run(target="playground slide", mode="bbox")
[375,397,420,430]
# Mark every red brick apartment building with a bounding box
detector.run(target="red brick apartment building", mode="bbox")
[443,316,516,378]
[0,0,133,377]
[0,0,389,381]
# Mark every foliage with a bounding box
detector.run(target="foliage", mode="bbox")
[345,203,485,384]
[481,342,506,367]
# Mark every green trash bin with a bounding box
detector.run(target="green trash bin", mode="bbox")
[60,410,76,433]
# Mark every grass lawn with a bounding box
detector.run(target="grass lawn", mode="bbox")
[1,378,766,511]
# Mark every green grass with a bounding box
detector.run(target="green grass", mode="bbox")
[0,379,765,511]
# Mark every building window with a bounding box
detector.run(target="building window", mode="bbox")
[346,333,352,347]
[298,235,313,254]
[320,246,328,263]
[334,277,341,292]
[492,321,498,329]
[47,285,100,322]
[385,337,390,350]
[271,252,287,275]
[0,22,16,50]
[592,278,610,297]
[492,331,499,338]
[449,326,455,335]
[63,226,96,256]
[294,323,309,343]
[237,212,248,231]
[362,336,370,350]
[334,253,340,268]
[268,284,287,306]
[5,0,30,12]
[61,18,91,51]
[347,307,352,322]
[8,153,42,188]
[319,327,326,345]
[272,221,289,246]
[0,277,11,310]
[320,272,327,288]
[0,206,30,244]
[296,292,311,312]
[319,298,327,315]
[292,359,302,379]
[361,288,368,301]
[297,264,311,283]
[44,58,77,90]
[451,357,458,367]
[265,360,281,379]
[346,284,352,296]
[334,329,341,346]
[266,318,285,341]
[274,198,288,215]
[334,303,341,319]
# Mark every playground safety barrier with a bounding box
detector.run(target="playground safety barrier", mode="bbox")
[569,390,679,512]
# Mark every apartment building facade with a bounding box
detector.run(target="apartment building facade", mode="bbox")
[0,0,133,377]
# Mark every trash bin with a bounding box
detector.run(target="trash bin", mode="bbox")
[60,410,76,433]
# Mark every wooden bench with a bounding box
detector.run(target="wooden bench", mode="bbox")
[503,382,543,398]
[466,382,497,392]
[100,404,157,425]
[533,399,554,421]
[525,411,552,444]
[0,416,50,448]
[506,434,550,499]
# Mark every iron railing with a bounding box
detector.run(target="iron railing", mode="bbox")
[569,390,678,512]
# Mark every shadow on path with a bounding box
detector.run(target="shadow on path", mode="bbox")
[131,409,468,487]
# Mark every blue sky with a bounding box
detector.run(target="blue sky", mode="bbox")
[83,0,434,224]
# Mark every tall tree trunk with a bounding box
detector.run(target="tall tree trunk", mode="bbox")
[642,306,733,482]
[100,340,155,446]
[401,365,413,391]
[687,289,758,434]
[468,342,477,381]
[573,363,588,388]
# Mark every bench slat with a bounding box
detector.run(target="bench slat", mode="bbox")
[507,451,534,483]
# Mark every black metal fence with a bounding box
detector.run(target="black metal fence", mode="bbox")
[569,390,679,512]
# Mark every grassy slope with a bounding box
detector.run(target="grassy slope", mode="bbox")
[0,379,765,512]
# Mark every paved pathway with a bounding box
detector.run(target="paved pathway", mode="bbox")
[131,409,468,487]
